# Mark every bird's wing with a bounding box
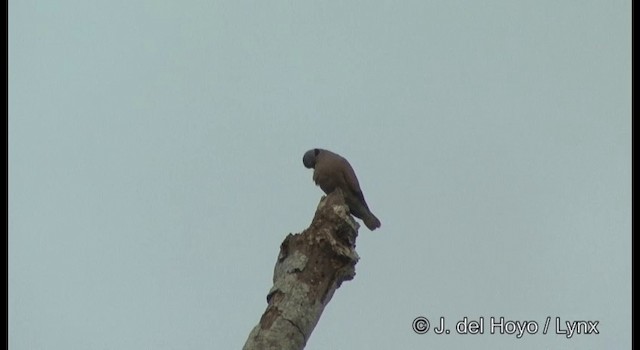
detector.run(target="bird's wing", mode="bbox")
[341,161,367,205]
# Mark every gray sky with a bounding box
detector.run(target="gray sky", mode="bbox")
[9,1,631,349]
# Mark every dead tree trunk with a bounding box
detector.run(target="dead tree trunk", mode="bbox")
[243,189,360,350]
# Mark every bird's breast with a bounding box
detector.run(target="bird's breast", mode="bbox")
[313,169,342,195]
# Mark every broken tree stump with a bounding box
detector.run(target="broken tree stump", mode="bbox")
[243,189,361,350]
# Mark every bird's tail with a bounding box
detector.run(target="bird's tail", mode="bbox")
[345,195,381,231]
[363,212,381,231]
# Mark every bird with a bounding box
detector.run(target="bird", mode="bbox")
[302,148,381,231]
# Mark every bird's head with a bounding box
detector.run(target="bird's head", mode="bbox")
[302,149,320,169]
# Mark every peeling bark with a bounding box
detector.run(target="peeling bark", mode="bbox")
[243,189,360,350]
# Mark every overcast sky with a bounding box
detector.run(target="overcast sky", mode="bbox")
[9,1,631,349]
